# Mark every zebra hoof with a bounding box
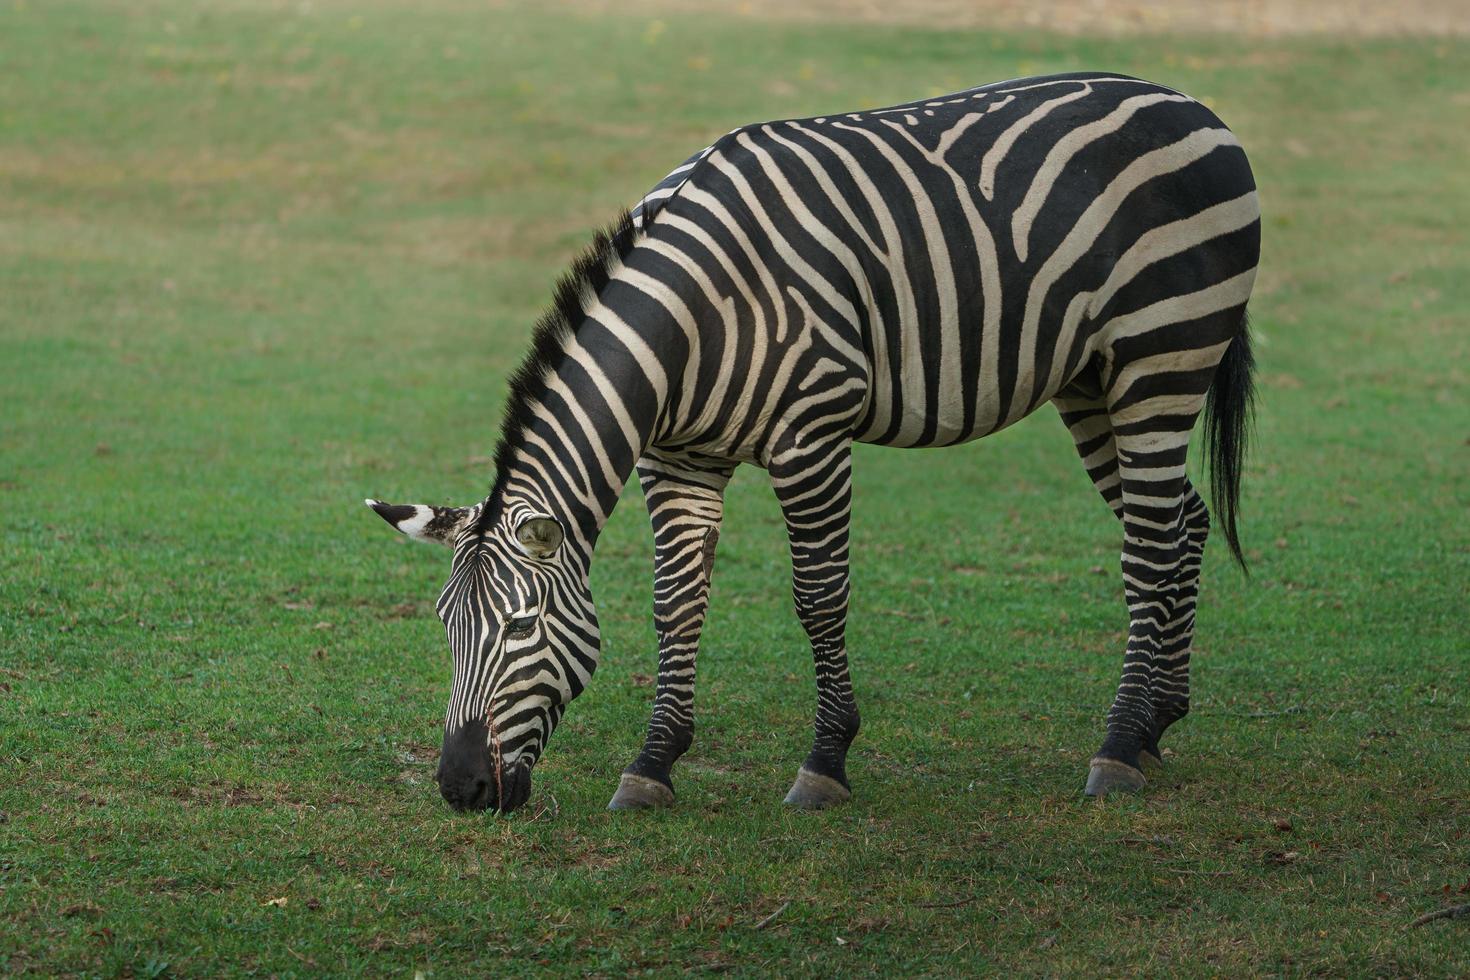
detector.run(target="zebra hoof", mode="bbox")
[1138,747,1164,773]
[606,773,674,811]
[1084,758,1147,797]
[782,768,851,809]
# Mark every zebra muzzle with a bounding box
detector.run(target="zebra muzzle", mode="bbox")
[436,719,534,813]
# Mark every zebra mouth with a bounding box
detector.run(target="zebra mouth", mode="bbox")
[489,760,533,814]
[436,717,535,813]
[440,758,532,814]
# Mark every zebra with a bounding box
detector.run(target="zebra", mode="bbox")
[366,71,1259,813]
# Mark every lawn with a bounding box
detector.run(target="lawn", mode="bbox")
[1,1,1467,975]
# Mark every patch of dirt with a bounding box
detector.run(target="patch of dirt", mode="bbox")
[363,928,436,952]
[557,0,1470,36]
[569,846,623,870]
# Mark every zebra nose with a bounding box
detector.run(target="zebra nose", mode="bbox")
[439,781,491,811]
[438,720,495,811]
[441,775,493,811]
[438,765,496,811]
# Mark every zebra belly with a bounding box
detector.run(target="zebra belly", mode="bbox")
[852,318,1074,450]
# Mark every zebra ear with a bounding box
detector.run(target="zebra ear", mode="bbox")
[514,514,564,558]
[365,499,478,547]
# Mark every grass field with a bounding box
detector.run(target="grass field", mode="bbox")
[2,1,1468,974]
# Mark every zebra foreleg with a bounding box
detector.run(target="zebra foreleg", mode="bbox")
[770,440,860,809]
[607,457,733,811]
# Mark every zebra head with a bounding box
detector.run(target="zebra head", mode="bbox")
[365,497,598,813]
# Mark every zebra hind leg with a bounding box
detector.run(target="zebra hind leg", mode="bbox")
[1147,482,1209,758]
[1084,398,1212,797]
[1055,385,1206,776]
[1055,386,1168,779]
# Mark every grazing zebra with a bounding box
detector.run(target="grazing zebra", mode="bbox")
[367,71,1259,813]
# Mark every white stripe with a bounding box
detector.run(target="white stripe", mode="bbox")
[1012,93,1192,262]
[980,83,1093,200]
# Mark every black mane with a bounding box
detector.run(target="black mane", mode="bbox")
[486,209,643,506]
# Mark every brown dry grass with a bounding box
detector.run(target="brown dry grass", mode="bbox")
[177,0,1470,35]
[559,0,1470,36]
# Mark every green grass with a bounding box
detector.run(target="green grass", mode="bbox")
[2,1,1468,974]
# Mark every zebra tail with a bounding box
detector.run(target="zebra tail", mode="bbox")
[1202,309,1256,573]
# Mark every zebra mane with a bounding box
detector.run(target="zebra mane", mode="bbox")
[487,209,643,505]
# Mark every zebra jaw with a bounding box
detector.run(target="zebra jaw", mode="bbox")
[364,498,480,547]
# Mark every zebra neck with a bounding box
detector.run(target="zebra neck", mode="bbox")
[492,265,690,551]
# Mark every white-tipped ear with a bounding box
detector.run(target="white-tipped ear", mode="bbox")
[514,514,564,558]
[364,499,479,547]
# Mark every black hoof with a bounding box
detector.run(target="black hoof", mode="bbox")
[783,768,851,809]
[1084,757,1147,797]
[606,773,674,811]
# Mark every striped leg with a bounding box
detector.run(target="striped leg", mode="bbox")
[1060,384,1211,772]
[1054,387,1124,521]
[770,440,860,809]
[1150,483,1209,753]
[607,456,734,810]
[1083,378,1217,795]
[1057,386,1166,772]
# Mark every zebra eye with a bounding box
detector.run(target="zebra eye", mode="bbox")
[505,615,537,638]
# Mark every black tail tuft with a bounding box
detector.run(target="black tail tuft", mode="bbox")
[1202,311,1256,573]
